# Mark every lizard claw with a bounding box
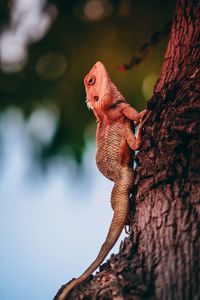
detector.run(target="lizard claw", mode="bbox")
[139,109,147,120]
[134,109,147,127]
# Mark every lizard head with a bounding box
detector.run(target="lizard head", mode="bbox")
[84,61,125,113]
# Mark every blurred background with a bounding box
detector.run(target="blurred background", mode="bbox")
[0,0,175,299]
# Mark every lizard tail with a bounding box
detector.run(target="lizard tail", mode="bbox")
[57,167,133,300]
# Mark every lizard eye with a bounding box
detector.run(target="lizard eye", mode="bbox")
[88,75,96,85]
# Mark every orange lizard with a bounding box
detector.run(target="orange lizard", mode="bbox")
[56,61,145,300]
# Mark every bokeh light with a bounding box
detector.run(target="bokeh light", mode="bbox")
[0,0,58,72]
[28,106,59,144]
[73,0,113,22]
[84,0,113,21]
[36,53,67,80]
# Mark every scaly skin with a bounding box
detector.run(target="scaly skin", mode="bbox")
[56,61,145,300]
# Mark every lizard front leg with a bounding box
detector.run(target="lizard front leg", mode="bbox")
[125,126,140,151]
[122,106,146,125]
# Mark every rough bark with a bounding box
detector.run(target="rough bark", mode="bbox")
[55,0,200,299]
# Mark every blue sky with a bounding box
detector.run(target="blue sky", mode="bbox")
[0,108,126,300]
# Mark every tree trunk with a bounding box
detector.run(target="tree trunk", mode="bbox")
[55,0,200,299]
